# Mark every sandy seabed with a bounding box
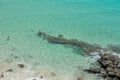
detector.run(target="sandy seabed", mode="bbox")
[0,58,103,80]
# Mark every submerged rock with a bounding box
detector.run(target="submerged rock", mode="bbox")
[58,34,64,38]
[37,31,102,54]
[6,69,13,72]
[6,36,10,41]
[107,45,120,53]
[18,64,25,68]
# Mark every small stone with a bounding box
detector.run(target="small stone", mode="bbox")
[0,72,4,79]
[40,76,43,79]
[6,36,10,41]
[6,69,13,72]
[18,64,25,68]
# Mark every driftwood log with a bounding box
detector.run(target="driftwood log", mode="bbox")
[37,31,102,54]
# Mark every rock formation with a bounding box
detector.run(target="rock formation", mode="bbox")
[85,52,120,80]
[37,30,120,80]
[37,31,102,54]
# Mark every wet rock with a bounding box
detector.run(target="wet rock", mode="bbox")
[84,67,100,74]
[106,67,111,72]
[113,77,119,80]
[85,52,120,80]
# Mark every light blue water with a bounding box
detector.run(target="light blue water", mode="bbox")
[0,0,120,46]
[0,0,120,79]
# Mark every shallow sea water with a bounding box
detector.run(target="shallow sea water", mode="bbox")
[0,0,120,80]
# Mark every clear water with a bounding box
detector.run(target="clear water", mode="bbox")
[0,0,120,79]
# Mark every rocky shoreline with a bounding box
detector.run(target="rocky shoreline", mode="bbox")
[85,52,120,80]
[37,31,120,80]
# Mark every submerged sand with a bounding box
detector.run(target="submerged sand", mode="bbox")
[0,59,102,80]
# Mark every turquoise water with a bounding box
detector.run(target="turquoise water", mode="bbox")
[0,0,120,79]
[0,0,120,46]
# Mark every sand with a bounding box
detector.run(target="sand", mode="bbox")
[0,56,102,80]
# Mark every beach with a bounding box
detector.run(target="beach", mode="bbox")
[0,0,120,80]
[0,56,100,80]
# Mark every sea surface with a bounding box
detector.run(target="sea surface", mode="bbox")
[0,0,120,79]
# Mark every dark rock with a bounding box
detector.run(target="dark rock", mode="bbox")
[84,68,100,74]
[105,77,113,80]
[37,30,46,39]
[37,31,102,54]
[6,36,10,41]
[77,77,82,80]
[107,45,120,53]
[0,72,4,79]
[113,77,119,80]
[40,76,43,79]
[86,53,120,80]
[58,34,64,38]
[6,69,13,72]
[18,64,25,68]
